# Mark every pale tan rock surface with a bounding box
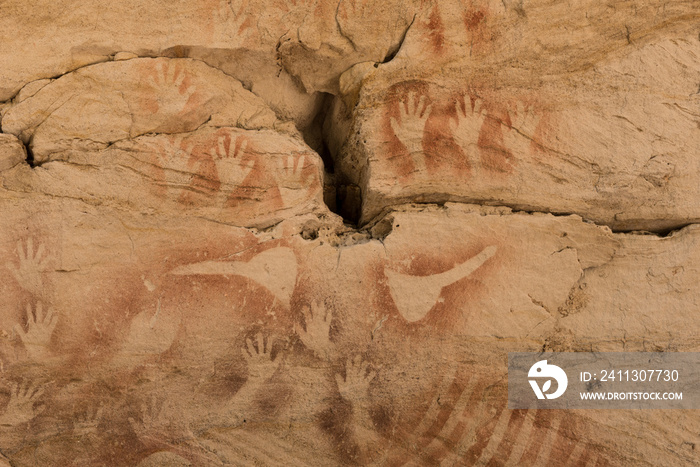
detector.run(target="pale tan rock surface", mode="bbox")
[0,135,25,173]
[0,1,699,466]
[2,57,280,163]
[0,202,697,465]
[331,24,700,230]
[0,125,326,228]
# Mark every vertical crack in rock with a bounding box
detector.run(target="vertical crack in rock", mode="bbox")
[2,2,700,465]
[278,13,419,226]
[323,113,362,225]
[300,90,363,226]
[381,13,415,64]
[23,140,36,168]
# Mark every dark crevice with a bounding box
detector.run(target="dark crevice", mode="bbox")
[361,201,700,238]
[301,93,335,175]
[24,141,37,168]
[628,223,695,238]
[382,14,416,64]
[382,40,402,64]
[300,92,362,226]
[334,184,362,225]
[306,8,412,225]
[317,139,334,175]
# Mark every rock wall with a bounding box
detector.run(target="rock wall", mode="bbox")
[0,1,699,465]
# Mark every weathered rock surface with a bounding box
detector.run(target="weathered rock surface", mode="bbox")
[331,26,700,230]
[0,135,25,173]
[0,0,699,465]
[2,58,280,164]
[1,125,326,228]
[0,202,697,465]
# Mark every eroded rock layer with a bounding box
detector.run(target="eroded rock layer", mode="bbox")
[0,1,699,466]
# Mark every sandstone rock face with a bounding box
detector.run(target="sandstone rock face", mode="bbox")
[330,14,700,231]
[0,1,699,466]
[3,58,280,163]
[0,135,25,173]
[1,124,325,228]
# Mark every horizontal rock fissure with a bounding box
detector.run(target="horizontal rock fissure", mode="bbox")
[361,201,699,239]
[1,2,700,465]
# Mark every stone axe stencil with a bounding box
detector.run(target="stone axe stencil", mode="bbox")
[385,245,496,322]
[169,247,298,308]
